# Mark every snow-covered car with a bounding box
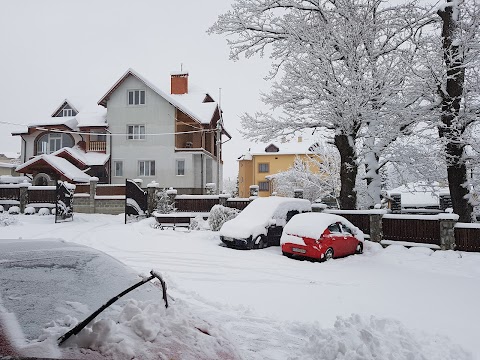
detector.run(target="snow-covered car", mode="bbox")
[280,213,364,261]
[0,239,240,360]
[219,197,311,249]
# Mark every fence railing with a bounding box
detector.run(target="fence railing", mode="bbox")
[382,215,441,246]
[454,224,480,252]
[28,186,56,204]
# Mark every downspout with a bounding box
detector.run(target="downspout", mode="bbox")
[201,153,204,195]
[22,137,26,163]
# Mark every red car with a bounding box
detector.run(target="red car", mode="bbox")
[280,213,364,261]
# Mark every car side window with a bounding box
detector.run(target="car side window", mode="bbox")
[341,224,353,235]
[327,223,342,233]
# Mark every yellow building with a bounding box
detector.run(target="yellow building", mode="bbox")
[238,137,321,198]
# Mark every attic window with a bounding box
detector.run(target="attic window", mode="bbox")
[62,109,74,117]
[265,144,279,153]
[128,90,146,105]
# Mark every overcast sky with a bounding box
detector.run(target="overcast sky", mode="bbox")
[0,0,274,179]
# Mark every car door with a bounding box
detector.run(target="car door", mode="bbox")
[340,223,357,255]
[325,223,345,257]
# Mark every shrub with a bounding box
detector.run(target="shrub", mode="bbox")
[155,189,175,214]
[208,204,240,231]
[38,208,51,216]
[0,213,17,227]
[190,215,209,231]
[0,205,4,213]
[8,206,20,215]
[25,207,35,215]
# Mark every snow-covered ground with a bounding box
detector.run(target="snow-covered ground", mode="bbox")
[1,213,479,359]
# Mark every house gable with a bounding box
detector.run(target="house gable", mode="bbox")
[51,100,79,117]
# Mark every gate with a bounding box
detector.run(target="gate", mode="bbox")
[125,179,148,224]
[55,181,74,223]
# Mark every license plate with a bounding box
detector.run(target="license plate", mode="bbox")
[292,247,306,254]
[223,237,233,241]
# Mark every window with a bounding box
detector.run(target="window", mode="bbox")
[176,159,185,176]
[128,90,146,105]
[62,109,74,117]
[258,181,269,192]
[138,161,155,176]
[258,163,269,173]
[327,223,342,233]
[36,133,74,155]
[127,125,146,140]
[341,224,353,235]
[114,161,123,177]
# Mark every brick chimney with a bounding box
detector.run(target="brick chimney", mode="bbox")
[171,72,189,95]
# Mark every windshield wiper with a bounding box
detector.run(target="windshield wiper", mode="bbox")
[58,270,168,346]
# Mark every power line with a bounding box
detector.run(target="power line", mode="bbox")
[0,120,215,137]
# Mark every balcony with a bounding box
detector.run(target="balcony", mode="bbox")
[88,141,107,152]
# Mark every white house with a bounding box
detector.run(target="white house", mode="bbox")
[13,68,230,194]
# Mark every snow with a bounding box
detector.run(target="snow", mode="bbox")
[52,147,110,166]
[16,155,91,183]
[219,197,311,239]
[0,214,478,360]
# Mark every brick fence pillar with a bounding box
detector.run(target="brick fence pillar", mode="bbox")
[219,193,230,207]
[294,189,304,199]
[89,177,98,214]
[147,181,160,215]
[369,210,386,243]
[19,182,30,213]
[438,213,459,250]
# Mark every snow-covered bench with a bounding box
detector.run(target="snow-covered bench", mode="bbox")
[153,212,192,230]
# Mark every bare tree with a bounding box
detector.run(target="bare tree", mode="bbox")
[211,0,433,209]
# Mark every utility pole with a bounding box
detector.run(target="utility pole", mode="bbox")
[216,88,222,195]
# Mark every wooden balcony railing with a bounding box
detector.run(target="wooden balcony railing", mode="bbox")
[88,141,107,152]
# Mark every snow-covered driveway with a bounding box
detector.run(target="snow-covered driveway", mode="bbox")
[1,213,478,359]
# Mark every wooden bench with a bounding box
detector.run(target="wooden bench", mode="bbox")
[154,213,192,230]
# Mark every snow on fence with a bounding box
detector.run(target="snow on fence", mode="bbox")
[174,195,251,213]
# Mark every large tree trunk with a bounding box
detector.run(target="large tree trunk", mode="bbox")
[334,134,357,209]
[438,1,473,222]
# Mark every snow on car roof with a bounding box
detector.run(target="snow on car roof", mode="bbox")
[282,213,364,241]
[219,197,311,239]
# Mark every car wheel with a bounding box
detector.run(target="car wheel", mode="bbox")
[255,235,267,249]
[324,248,334,261]
[356,243,363,254]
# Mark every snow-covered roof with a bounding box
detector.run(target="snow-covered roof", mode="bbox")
[52,146,109,166]
[16,154,91,183]
[12,98,107,136]
[238,133,324,159]
[219,196,311,239]
[98,68,219,125]
[387,182,449,208]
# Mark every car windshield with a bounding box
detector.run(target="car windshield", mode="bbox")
[0,239,158,341]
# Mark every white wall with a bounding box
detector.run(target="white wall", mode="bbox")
[108,75,198,188]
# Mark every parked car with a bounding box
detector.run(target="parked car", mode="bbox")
[219,196,311,249]
[280,213,364,261]
[0,239,239,360]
